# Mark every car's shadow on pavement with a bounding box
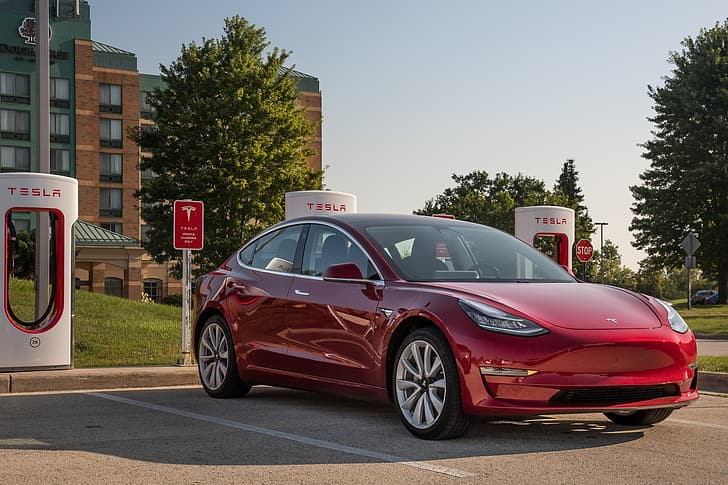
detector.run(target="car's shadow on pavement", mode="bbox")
[0,386,651,466]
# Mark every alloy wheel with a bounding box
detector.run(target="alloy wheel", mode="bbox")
[198,321,229,391]
[395,339,446,429]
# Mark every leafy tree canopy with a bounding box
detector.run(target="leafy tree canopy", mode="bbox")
[631,19,728,303]
[415,170,568,234]
[130,16,321,276]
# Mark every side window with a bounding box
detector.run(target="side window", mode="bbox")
[248,225,302,273]
[302,225,379,279]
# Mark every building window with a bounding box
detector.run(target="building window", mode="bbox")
[104,277,123,297]
[100,118,122,147]
[0,73,30,104]
[101,222,122,234]
[141,224,150,243]
[0,146,30,171]
[143,278,162,302]
[140,166,157,183]
[140,91,155,118]
[50,78,70,108]
[100,188,122,217]
[0,109,30,140]
[100,152,122,182]
[50,113,70,143]
[99,83,122,113]
[50,148,70,174]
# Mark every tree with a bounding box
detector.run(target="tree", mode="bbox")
[554,158,594,267]
[130,16,321,276]
[415,170,567,234]
[599,240,637,290]
[631,20,728,303]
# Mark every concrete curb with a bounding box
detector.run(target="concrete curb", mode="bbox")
[695,333,728,340]
[0,366,199,394]
[699,371,728,394]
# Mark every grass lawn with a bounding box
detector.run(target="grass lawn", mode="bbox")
[698,356,728,373]
[9,278,183,368]
[669,299,728,334]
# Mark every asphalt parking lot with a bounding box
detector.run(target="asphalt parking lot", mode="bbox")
[1,386,726,484]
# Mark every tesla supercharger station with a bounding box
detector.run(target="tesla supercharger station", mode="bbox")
[0,173,78,371]
[515,205,575,269]
[285,190,357,219]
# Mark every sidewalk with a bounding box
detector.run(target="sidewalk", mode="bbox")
[1,364,726,395]
[0,365,199,394]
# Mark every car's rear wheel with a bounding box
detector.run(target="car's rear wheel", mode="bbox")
[197,315,251,398]
[604,408,673,425]
[393,328,470,440]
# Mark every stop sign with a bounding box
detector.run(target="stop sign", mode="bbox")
[575,239,594,263]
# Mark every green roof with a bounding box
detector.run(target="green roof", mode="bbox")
[278,67,319,93]
[74,220,138,247]
[92,40,137,71]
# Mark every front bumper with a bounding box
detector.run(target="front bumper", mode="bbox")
[455,328,699,416]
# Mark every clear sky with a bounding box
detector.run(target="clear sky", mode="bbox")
[91,0,727,269]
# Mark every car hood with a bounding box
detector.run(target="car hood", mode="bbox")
[433,282,663,330]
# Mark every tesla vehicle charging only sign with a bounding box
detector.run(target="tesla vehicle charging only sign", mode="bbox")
[174,200,204,250]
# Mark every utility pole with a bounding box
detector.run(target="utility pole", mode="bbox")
[594,222,608,284]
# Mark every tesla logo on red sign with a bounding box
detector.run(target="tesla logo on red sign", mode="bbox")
[306,202,348,212]
[7,187,61,197]
[174,200,204,250]
[534,217,568,225]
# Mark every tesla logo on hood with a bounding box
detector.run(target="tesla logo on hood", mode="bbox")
[606,318,619,324]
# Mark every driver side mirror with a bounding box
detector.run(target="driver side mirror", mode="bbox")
[323,262,363,280]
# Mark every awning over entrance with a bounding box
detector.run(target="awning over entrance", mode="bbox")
[74,220,138,247]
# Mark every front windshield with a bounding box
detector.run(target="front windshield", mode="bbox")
[359,221,575,282]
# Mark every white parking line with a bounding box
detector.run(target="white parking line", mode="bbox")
[87,392,476,478]
[669,418,728,431]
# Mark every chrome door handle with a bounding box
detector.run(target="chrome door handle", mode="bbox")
[294,289,309,296]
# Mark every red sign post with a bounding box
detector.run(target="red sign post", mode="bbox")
[575,239,594,263]
[173,199,204,366]
[173,200,204,250]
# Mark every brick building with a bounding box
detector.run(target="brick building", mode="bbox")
[0,0,322,300]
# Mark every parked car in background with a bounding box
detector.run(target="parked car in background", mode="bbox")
[194,214,699,440]
[690,290,719,305]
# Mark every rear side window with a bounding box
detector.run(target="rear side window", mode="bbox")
[245,225,303,273]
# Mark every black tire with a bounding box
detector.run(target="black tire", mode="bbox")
[392,328,471,440]
[196,315,252,398]
[604,408,673,426]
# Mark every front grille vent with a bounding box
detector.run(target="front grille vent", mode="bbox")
[550,384,680,405]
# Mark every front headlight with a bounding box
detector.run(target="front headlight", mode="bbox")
[656,299,690,334]
[458,299,548,336]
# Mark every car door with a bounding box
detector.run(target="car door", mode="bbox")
[224,224,304,373]
[286,224,382,386]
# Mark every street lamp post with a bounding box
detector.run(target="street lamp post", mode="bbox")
[594,222,608,283]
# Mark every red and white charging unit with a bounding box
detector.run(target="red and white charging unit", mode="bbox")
[0,173,78,371]
[515,205,575,269]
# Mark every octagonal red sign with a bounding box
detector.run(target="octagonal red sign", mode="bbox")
[575,239,593,263]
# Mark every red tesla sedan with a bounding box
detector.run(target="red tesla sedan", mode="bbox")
[193,214,698,439]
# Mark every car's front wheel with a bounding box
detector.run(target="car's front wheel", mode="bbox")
[393,328,470,440]
[604,408,673,426]
[197,315,251,398]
